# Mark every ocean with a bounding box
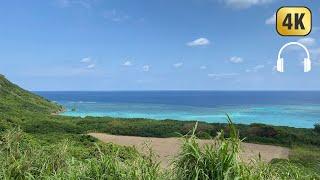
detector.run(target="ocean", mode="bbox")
[35,91,320,128]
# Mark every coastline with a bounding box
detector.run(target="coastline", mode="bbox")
[36,91,320,129]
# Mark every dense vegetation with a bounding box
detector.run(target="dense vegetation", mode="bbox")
[0,75,320,179]
[72,117,320,147]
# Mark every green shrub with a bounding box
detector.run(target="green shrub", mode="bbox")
[315,123,320,133]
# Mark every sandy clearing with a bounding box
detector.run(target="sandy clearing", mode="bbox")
[89,133,289,167]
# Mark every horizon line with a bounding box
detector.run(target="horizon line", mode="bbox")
[32,90,320,92]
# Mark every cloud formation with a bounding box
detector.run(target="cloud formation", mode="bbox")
[80,57,95,70]
[224,0,274,9]
[103,9,129,22]
[187,38,210,47]
[229,56,244,63]
[200,65,207,70]
[173,62,183,68]
[298,37,316,47]
[86,64,95,69]
[208,73,238,80]
[265,13,276,25]
[57,0,91,8]
[246,65,265,72]
[122,61,133,66]
[80,57,92,63]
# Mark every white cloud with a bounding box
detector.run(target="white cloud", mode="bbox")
[122,61,133,66]
[187,38,210,47]
[265,13,276,25]
[224,0,274,9]
[80,57,95,69]
[173,62,183,68]
[229,56,244,63]
[208,73,238,80]
[103,9,129,22]
[86,64,95,69]
[297,37,316,46]
[200,65,207,70]
[80,57,92,63]
[142,65,150,72]
[254,65,265,71]
[246,64,265,72]
[56,0,91,8]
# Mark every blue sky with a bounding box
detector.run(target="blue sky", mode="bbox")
[0,0,319,90]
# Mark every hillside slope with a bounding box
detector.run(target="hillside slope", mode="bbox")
[0,75,62,130]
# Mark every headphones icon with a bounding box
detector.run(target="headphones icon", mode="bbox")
[277,42,311,73]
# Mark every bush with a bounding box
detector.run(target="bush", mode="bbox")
[314,123,320,133]
[248,125,278,137]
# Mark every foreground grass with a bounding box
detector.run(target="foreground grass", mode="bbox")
[173,116,320,180]
[1,119,319,179]
[0,128,164,179]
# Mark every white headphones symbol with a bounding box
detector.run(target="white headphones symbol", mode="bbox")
[277,42,311,73]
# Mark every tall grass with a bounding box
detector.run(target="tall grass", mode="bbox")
[173,115,243,179]
[0,117,319,179]
[0,128,164,179]
[173,115,320,180]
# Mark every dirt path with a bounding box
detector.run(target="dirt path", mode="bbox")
[89,133,289,167]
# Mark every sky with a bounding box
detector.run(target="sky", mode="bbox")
[0,0,319,91]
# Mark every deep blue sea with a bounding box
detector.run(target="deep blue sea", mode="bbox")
[35,91,320,128]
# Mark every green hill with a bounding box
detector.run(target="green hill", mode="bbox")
[0,74,62,131]
[0,74,61,114]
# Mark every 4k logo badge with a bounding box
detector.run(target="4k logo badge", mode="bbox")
[276,6,312,36]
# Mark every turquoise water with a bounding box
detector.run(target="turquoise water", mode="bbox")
[59,102,320,128]
[36,91,320,128]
